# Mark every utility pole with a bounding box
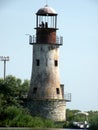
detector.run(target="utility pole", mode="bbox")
[0,56,10,80]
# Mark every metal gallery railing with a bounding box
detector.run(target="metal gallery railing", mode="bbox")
[29,35,63,45]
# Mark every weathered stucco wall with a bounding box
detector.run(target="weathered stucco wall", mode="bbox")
[28,44,63,99]
[27,99,66,121]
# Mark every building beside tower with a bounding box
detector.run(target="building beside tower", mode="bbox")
[27,5,71,121]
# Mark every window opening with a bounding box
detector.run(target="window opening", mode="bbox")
[33,87,37,94]
[36,59,40,66]
[54,60,58,66]
[56,88,60,94]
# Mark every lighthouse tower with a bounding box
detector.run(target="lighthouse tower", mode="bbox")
[27,5,70,121]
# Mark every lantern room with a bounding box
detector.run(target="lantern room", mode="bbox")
[36,5,58,29]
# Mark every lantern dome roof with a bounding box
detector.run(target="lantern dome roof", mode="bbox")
[36,5,57,16]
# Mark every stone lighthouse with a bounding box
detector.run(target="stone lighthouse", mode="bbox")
[27,5,71,121]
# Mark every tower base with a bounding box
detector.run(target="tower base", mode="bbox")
[26,99,66,121]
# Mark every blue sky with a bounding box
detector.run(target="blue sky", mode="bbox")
[0,0,98,111]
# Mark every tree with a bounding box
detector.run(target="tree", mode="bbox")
[88,111,98,130]
[66,109,80,121]
[0,75,30,107]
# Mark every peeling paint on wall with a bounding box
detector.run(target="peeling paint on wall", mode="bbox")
[28,44,62,99]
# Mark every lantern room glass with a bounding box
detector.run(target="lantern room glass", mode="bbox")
[36,15,57,29]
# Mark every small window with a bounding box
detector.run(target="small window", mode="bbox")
[36,59,40,66]
[33,87,37,94]
[56,88,60,94]
[54,60,58,66]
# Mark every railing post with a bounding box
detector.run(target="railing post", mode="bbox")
[60,36,63,45]
[29,35,32,44]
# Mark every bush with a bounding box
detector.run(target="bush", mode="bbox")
[0,106,31,127]
[89,113,98,130]
[9,114,33,127]
[4,106,22,119]
[0,106,56,128]
[44,118,55,128]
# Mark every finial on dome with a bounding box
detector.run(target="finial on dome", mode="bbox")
[45,4,48,7]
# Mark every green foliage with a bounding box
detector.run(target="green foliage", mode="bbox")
[0,75,98,128]
[66,109,80,122]
[0,105,55,127]
[0,75,56,128]
[65,109,98,129]
[89,112,98,130]
[44,119,55,128]
[0,106,32,127]
[0,75,30,107]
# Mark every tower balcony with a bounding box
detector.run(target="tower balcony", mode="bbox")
[64,93,71,102]
[29,35,63,45]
